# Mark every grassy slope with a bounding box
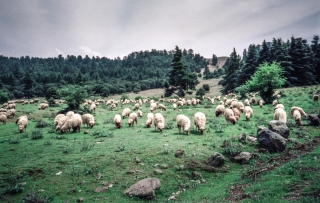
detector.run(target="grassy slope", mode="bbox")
[0,85,319,202]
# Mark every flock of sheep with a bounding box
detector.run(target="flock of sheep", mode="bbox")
[0,91,319,134]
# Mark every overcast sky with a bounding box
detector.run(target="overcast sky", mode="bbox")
[0,0,319,59]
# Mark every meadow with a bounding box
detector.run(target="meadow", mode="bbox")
[0,85,319,202]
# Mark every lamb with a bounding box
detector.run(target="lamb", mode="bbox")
[314,94,319,102]
[60,113,82,133]
[150,102,157,112]
[215,105,225,117]
[54,114,66,127]
[274,108,287,123]
[128,112,138,127]
[243,106,253,121]
[244,99,250,106]
[193,112,206,135]
[0,114,7,125]
[176,114,191,135]
[154,113,165,132]
[137,110,143,117]
[272,100,278,106]
[290,106,307,118]
[259,99,264,108]
[133,103,140,111]
[7,109,16,118]
[38,103,49,110]
[232,107,241,121]
[172,103,177,110]
[145,113,154,128]
[158,104,166,111]
[292,110,302,125]
[82,113,95,128]
[114,114,122,129]
[15,115,28,133]
[90,103,96,111]
[122,108,131,119]
[224,109,236,125]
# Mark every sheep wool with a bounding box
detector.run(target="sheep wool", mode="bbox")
[150,102,157,112]
[176,114,191,135]
[90,103,96,111]
[292,110,302,125]
[137,110,143,117]
[232,108,241,121]
[224,109,236,125]
[243,106,253,121]
[290,106,307,117]
[128,112,138,127]
[274,108,287,123]
[122,108,131,119]
[15,115,28,133]
[60,113,82,133]
[145,113,154,128]
[244,99,250,106]
[0,114,7,125]
[172,103,177,110]
[114,114,122,129]
[133,103,140,111]
[54,114,66,127]
[7,109,16,118]
[82,113,95,128]
[272,100,278,106]
[39,103,49,110]
[193,112,206,135]
[158,104,167,111]
[215,105,225,117]
[274,104,285,111]
[154,113,165,132]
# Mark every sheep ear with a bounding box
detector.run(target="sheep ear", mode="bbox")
[15,118,19,124]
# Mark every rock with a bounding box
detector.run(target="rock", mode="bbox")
[96,173,103,180]
[160,164,168,169]
[254,148,267,153]
[307,114,320,126]
[206,152,226,167]
[257,128,286,152]
[233,152,252,164]
[124,178,161,199]
[268,120,290,138]
[192,171,202,179]
[175,149,184,158]
[154,169,162,174]
[84,131,89,134]
[238,133,246,143]
[134,157,141,163]
[94,187,108,192]
[77,198,85,202]
[70,188,76,193]
[287,138,301,144]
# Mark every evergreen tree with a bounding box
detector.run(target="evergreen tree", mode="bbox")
[258,39,271,65]
[165,46,199,97]
[23,71,34,98]
[196,87,206,97]
[220,48,241,94]
[236,44,258,86]
[311,35,320,82]
[212,54,218,66]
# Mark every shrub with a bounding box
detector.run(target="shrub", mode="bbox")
[22,188,53,203]
[35,119,49,128]
[30,130,43,140]
[202,84,210,91]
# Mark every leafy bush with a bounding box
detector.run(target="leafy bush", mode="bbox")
[30,130,43,140]
[0,90,9,103]
[202,84,210,91]
[22,188,53,203]
[35,119,49,128]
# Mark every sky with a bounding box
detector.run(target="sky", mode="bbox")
[0,0,319,59]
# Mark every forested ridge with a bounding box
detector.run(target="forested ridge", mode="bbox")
[0,49,207,99]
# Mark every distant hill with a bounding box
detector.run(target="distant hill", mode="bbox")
[203,56,228,73]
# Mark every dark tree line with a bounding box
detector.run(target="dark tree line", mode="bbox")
[220,35,320,94]
[0,48,207,99]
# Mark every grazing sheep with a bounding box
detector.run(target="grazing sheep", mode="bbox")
[177,101,184,107]
[259,99,264,108]
[186,100,192,106]
[145,113,154,128]
[150,102,157,112]
[158,104,167,111]
[38,103,49,110]
[244,99,250,106]
[292,110,302,125]
[272,100,278,106]
[249,97,256,105]
[90,103,96,111]
[7,103,16,109]
[54,114,66,127]
[7,109,16,118]
[193,112,206,135]
[290,106,307,117]
[176,114,191,135]
[215,105,225,117]
[0,114,7,124]
[66,111,75,117]
[154,113,165,132]
[224,109,236,125]
[82,114,95,128]
[232,107,241,121]
[314,94,319,102]
[15,115,28,133]
[128,112,138,127]
[122,108,131,119]
[225,99,232,106]
[137,110,143,117]
[231,101,244,112]
[172,103,177,110]
[219,101,224,105]
[274,108,287,123]
[114,114,122,129]
[133,103,140,111]
[60,113,82,133]
[274,104,285,111]
[243,106,253,121]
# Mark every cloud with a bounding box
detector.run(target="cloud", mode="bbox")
[79,46,102,57]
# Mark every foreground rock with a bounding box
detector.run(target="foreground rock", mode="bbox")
[257,126,286,152]
[268,120,290,138]
[233,152,252,164]
[124,178,161,199]
[307,114,320,126]
[206,152,226,167]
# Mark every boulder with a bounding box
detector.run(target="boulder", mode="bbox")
[124,178,161,199]
[307,114,320,126]
[268,120,290,138]
[175,149,184,158]
[206,152,226,167]
[257,127,286,152]
[233,152,252,164]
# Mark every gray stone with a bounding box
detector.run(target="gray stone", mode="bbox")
[175,149,184,158]
[84,131,89,134]
[233,152,252,164]
[124,178,161,199]
[307,114,320,126]
[192,171,202,179]
[238,133,246,143]
[94,187,108,192]
[257,128,286,152]
[160,164,168,169]
[268,120,290,138]
[206,152,226,167]
[154,169,162,174]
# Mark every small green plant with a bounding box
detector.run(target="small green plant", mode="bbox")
[30,130,44,140]
[9,137,20,144]
[44,139,52,145]
[215,124,225,133]
[165,123,175,129]
[90,130,114,138]
[21,133,29,138]
[22,188,53,203]
[115,145,125,152]
[35,119,49,128]
[221,141,242,157]
[4,183,24,195]
[52,135,66,140]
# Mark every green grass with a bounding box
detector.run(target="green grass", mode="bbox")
[0,85,320,202]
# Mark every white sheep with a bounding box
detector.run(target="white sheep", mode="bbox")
[249,97,256,105]
[215,105,225,117]
[150,102,157,112]
[90,103,96,111]
[176,114,191,135]
[244,99,250,106]
[193,112,206,135]
[137,110,143,117]
[290,106,307,117]
[224,109,236,125]
[243,106,253,121]
[114,114,122,129]
[145,113,154,128]
[60,113,82,133]
[274,104,285,111]
[274,108,287,123]
[54,114,66,127]
[177,101,184,107]
[128,112,138,127]
[7,109,16,118]
[66,111,75,118]
[38,103,49,110]
[158,104,167,111]
[172,103,177,110]
[122,108,131,119]
[82,113,95,128]
[133,103,140,111]
[259,99,264,108]
[272,100,278,106]
[16,115,28,133]
[7,103,16,109]
[292,110,302,125]
[232,107,241,121]
[154,113,165,132]
[0,114,7,125]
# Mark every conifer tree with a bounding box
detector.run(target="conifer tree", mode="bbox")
[311,35,320,82]
[258,40,271,65]
[236,44,258,86]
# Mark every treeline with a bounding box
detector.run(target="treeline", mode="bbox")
[0,49,207,99]
[220,35,320,94]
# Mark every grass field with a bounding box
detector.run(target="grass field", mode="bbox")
[0,85,319,202]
